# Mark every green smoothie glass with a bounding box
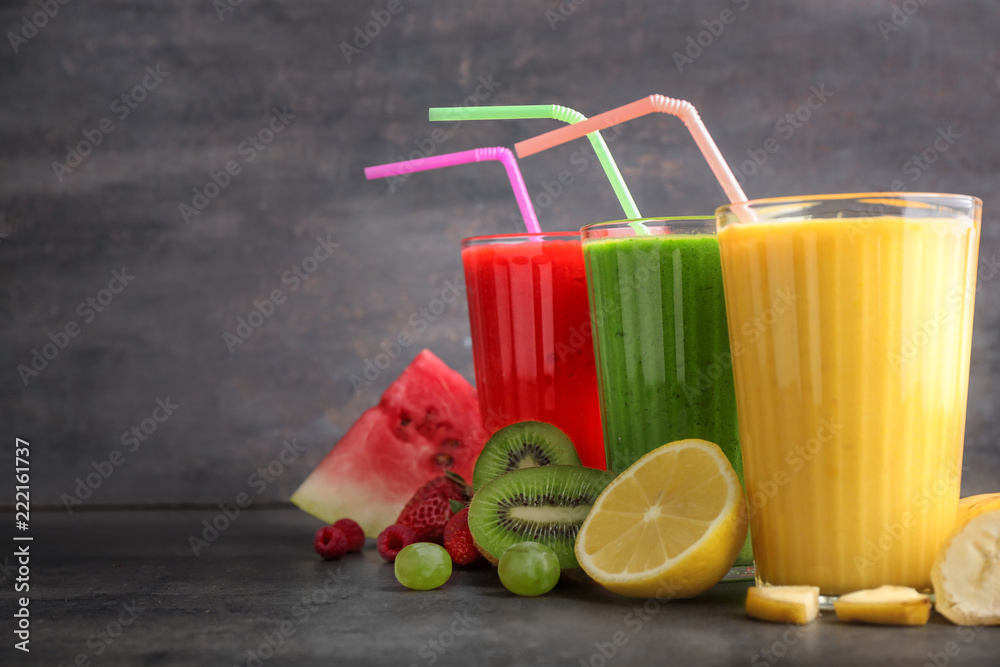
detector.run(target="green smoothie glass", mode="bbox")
[581,217,752,578]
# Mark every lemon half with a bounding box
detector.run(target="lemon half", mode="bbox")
[575,439,748,598]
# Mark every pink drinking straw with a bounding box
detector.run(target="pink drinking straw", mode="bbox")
[515,95,751,215]
[364,147,541,233]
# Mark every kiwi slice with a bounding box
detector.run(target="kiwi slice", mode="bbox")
[468,465,615,570]
[472,421,581,491]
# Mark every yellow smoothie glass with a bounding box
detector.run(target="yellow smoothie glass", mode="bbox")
[716,193,981,596]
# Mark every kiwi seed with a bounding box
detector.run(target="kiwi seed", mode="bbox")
[468,465,614,570]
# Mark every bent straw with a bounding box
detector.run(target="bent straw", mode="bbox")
[364,147,540,233]
[429,105,641,220]
[515,95,750,215]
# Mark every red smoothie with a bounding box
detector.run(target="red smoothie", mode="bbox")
[461,232,605,469]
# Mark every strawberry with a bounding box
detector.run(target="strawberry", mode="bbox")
[443,506,486,567]
[396,472,471,544]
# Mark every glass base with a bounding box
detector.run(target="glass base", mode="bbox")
[722,563,755,582]
[722,534,755,582]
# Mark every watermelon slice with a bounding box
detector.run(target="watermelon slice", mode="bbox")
[291,349,486,536]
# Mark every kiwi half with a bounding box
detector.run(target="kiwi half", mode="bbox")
[472,421,581,492]
[468,465,615,570]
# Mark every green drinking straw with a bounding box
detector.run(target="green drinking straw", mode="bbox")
[429,104,645,227]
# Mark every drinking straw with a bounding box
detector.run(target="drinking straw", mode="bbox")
[364,147,541,233]
[514,95,749,210]
[428,105,642,220]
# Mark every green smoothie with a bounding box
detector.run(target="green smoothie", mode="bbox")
[582,218,750,570]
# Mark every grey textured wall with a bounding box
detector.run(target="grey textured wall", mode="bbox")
[1,0,998,507]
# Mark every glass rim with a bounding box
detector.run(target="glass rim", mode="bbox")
[581,215,714,231]
[716,191,983,215]
[581,216,716,241]
[461,230,581,247]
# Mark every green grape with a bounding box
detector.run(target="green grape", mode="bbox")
[498,542,560,596]
[394,543,453,590]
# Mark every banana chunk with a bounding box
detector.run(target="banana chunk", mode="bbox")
[746,586,820,625]
[833,585,931,625]
[957,493,1000,519]
[932,504,1000,626]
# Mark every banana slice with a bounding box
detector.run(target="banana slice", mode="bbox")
[932,496,1000,626]
[746,586,820,625]
[833,585,931,625]
[957,493,1000,520]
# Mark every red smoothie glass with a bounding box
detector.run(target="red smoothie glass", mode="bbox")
[461,232,605,469]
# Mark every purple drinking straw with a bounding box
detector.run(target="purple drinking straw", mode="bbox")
[365,147,541,233]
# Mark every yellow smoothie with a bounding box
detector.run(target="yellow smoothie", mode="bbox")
[718,215,979,595]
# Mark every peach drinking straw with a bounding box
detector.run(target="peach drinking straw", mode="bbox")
[515,95,751,216]
[364,147,541,233]
[428,105,641,219]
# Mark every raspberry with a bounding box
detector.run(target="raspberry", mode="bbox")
[443,507,486,567]
[313,526,348,560]
[377,524,417,563]
[333,518,366,553]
